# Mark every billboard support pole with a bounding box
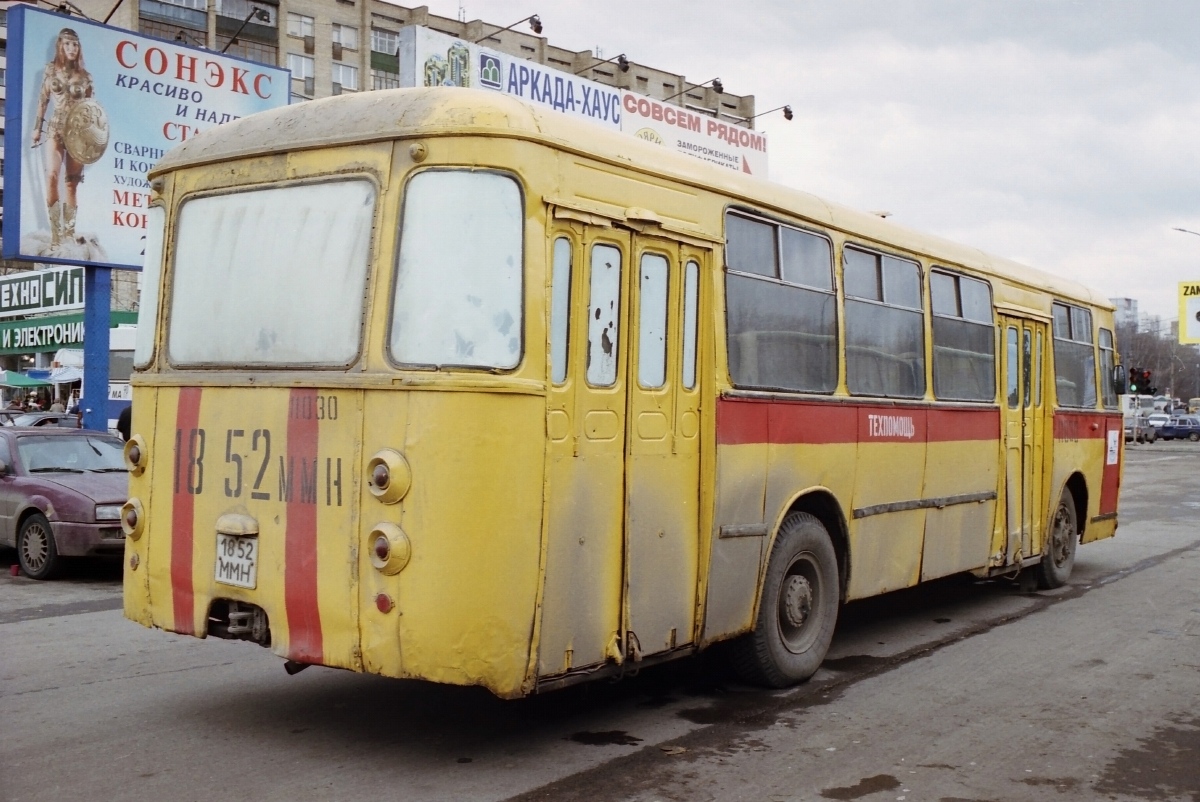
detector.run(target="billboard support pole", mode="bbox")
[82,265,111,431]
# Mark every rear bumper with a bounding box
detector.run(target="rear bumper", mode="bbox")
[53,521,126,556]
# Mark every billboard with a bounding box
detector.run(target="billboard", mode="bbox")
[399,25,623,132]
[0,265,86,319]
[2,5,290,270]
[1180,282,1200,344]
[398,26,770,177]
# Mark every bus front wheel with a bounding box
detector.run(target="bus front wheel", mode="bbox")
[1036,487,1078,590]
[732,512,839,688]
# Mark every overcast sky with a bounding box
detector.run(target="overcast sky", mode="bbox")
[419,0,1200,327]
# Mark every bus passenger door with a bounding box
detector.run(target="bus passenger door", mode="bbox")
[1027,324,1048,558]
[623,236,703,659]
[1001,316,1046,563]
[539,225,631,675]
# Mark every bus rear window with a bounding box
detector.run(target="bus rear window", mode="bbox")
[390,170,524,370]
[168,180,376,367]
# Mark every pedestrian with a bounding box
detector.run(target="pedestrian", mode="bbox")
[68,390,80,414]
[116,404,131,442]
[50,398,65,412]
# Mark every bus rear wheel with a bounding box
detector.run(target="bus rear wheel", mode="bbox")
[732,512,839,688]
[1036,487,1078,590]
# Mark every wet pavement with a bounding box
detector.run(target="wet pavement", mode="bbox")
[1,447,1197,801]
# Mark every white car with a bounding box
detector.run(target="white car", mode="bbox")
[1147,413,1171,428]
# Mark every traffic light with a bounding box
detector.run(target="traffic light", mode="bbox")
[1130,368,1157,395]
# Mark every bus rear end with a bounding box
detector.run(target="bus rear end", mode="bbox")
[123,122,547,698]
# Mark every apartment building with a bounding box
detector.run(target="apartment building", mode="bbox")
[112,0,755,122]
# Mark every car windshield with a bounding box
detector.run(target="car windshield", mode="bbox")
[11,414,73,427]
[17,435,127,473]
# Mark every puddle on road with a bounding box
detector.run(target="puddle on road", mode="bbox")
[820,654,889,673]
[819,773,900,800]
[1094,712,1200,799]
[568,731,643,746]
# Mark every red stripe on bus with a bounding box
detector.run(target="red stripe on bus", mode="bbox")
[171,387,202,635]
[717,397,999,445]
[1053,411,1121,440]
[716,397,770,444]
[1100,421,1122,516]
[284,388,323,664]
[926,407,1000,441]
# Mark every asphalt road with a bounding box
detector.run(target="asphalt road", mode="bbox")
[1,445,1197,802]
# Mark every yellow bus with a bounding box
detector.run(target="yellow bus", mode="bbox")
[122,87,1125,698]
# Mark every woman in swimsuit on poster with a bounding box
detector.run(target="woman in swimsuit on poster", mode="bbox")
[31,28,95,250]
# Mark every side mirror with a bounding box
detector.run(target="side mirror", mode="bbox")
[1112,365,1127,397]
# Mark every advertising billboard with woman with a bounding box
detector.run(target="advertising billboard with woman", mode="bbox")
[2,5,288,270]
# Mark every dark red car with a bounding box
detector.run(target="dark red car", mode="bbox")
[0,429,128,579]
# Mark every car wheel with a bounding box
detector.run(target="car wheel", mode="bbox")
[17,512,60,580]
[732,512,840,688]
[1190,432,1200,442]
[1036,487,1078,590]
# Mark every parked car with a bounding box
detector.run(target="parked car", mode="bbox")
[3,413,82,428]
[1146,413,1171,429]
[1124,417,1156,443]
[0,429,128,579]
[1158,416,1200,442]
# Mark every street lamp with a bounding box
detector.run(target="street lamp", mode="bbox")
[221,7,271,54]
[662,77,723,103]
[175,29,205,47]
[575,53,629,75]
[474,14,542,43]
[747,104,794,122]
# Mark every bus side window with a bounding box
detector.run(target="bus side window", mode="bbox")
[1023,329,1032,408]
[1006,327,1019,408]
[929,270,995,402]
[844,246,925,399]
[682,261,699,390]
[587,243,622,387]
[638,253,669,388]
[1036,331,1044,407]
[1050,302,1096,408]
[550,237,572,384]
[1098,328,1117,408]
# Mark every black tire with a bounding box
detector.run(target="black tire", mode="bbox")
[732,512,840,688]
[1036,487,1078,590]
[1189,432,1200,442]
[17,512,60,580]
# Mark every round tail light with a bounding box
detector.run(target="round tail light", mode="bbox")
[367,449,411,504]
[368,523,410,575]
[124,435,148,476]
[121,498,145,540]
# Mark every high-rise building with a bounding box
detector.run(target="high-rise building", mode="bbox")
[1110,297,1138,331]
[64,0,754,120]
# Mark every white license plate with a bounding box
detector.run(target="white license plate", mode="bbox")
[215,533,258,589]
